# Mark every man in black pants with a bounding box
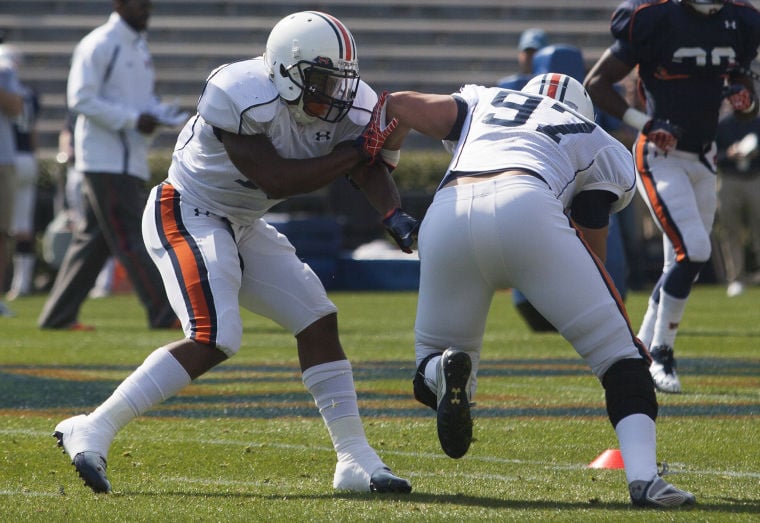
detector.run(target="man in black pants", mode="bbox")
[39,0,183,330]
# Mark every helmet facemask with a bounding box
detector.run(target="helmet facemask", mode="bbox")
[281,57,359,123]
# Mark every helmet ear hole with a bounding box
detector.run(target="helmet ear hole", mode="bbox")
[279,64,289,78]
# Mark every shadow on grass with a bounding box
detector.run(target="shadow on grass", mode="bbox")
[112,489,760,514]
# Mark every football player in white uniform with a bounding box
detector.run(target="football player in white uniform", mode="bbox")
[381,74,696,507]
[53,11,415,495]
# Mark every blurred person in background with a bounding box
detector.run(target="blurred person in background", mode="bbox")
[714,107,760,297]
[496,28,548,90]
[0,36,23,317]
[1,44,41,301]
[38,0,183,330]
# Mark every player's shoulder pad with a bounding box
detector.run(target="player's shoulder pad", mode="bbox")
[345,81,378,126]
[198,58,279,132]
[611,0,671,43]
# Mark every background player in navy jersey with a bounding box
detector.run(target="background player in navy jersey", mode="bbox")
[379,74,696,507]
[584,0,760,393]
[53,11,414,495]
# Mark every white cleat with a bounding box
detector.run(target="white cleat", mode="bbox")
[649,346,681,393]
[630,475,696,507]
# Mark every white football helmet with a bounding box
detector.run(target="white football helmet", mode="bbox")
[264,11,360,123]
[678,0,725,16]
[522,73,595,120]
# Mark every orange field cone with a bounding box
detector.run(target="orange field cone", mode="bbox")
[588,448,625,469]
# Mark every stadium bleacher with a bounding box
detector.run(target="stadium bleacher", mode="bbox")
[0,0,620,156]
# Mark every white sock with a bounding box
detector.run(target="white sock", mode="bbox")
[10,253,34,295]
[302,360,383,475]
[615,413,658,484]
[423,355,442,395]
[637,298,658,349]
[651,291,688,349]
[88,346,192,441]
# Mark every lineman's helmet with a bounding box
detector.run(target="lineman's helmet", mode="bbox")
[522,73,595,120]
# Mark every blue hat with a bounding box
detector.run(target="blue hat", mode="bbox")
[518,28,548,51]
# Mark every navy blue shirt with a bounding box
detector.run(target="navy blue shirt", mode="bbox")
[610,0,760,152]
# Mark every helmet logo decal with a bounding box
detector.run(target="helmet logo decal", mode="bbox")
[314,56,334,67]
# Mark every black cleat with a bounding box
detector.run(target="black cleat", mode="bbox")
[436,348,473,459]
[53,416,112,493]
[72,452,112,493]
[369,468,412,493]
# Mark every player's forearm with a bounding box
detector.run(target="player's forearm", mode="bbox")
[349,162,402,216]
[239,143,364,199]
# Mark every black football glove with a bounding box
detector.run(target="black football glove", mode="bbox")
[642,118,682,152]
[382,208,419,254]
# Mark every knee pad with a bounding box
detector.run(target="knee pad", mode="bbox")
[663,260,705,299]
[602,358,658,428]
[412,352,441,411]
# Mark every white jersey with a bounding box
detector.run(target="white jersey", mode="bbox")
[443,84,636,213]
[167,57,377,226]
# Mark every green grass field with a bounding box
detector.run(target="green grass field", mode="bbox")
[1,286,758,522]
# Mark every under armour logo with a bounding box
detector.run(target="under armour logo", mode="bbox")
[193,208,211,217]
[450,387,462,405]
[315,130,332,141]
[725,20,737,30]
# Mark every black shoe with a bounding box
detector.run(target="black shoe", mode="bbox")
[369,468,412,493]
[436,348,473,459]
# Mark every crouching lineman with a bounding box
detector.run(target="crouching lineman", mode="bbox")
[380,74,696,507]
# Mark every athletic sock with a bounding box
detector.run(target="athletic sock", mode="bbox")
[615,413,658,484]
[10,253,35,295]
[637,298,658,349]
[302,360,384,480]
[423,355,442,395]
[88,346,192,444]
[651,291,688,349]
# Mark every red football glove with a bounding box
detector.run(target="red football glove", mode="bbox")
[642,118,682,152]
[354,90,398,164]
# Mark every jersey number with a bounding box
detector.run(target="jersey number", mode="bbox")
[483,91,595,144]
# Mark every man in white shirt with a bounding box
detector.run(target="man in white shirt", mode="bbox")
[39,0,181,330]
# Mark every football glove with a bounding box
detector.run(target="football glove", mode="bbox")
[723,84,757,113]
[642,118,682,152]
[355,91,398,164]
[382,208,418,254]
